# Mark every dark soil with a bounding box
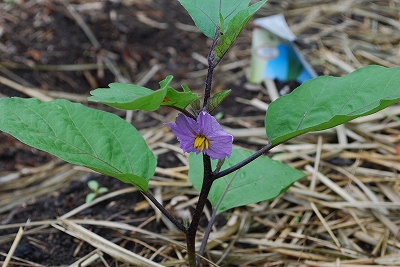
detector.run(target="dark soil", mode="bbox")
[0,0,270,265]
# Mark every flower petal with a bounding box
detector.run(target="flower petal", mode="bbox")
[167,111,233,159]
[196,111,233,159]
[197,111,221,137]
[166,114,199,154]
[175,113,199,135]
[178,135,197,153]
[205,133,233,159]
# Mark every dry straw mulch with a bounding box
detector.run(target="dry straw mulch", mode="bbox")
[1,0,400,266]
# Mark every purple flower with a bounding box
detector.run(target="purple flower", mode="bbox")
[166,111,233,160]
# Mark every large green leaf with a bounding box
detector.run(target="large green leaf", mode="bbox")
[0,98,156,191]
[89,76,198,111]
[189,149,305,214]
[266,65,400,145]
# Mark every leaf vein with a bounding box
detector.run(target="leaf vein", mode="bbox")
[296,83,325,131]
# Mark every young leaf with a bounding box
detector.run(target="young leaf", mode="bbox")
[189,149,305,214]
[0,98,156,191]
[89,76,198,111]
[161,86,199,110]
[89,81,166,111]
[88,180,99,191]
[206,89,231,114]
[97,187,109,194]
[214,0,266,61]
[181,84,191,92]
[265,65,400,145]
[177,0,264,39]
[86,192,96,203]
[190,98,201,116]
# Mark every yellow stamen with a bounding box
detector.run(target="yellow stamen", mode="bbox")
[194,135,209,151]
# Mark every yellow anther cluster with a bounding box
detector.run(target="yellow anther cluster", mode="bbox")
[194,135,209,151]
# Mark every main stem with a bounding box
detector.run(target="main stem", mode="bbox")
[203,65,214,108]
[203,26,220,109]
[186,154,213,266]
[185,26,222,266]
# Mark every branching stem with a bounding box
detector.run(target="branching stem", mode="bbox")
[142,191,187,234]
[213,143,274,180]
[172,106,196,120]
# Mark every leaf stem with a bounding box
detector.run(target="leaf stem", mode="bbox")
[213,143,274,180]
[186,154,213,266]
[170,106,197,120]
[142,190,187,234]
[197,211,216,263]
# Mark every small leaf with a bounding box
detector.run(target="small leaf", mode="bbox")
[88,76,172,111]
[0,98,156,191]
[218,13,225,34]
[97,187,109,194]
[159,75,173,89]
[177,0,260,39]
[161,86,199,110]
[189,149,305,214]
[181,84,191,92]
[214,1,266,61]
[89,76,198,111]
[206,89,231,114]
[88,180,99,191]
[265,65,400,145]
[190,98,201,115]
[85,192,96,203]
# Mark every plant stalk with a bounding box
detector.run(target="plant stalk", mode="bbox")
[203,66,215,108]
[186,154,213,267]
[203,25,220,109]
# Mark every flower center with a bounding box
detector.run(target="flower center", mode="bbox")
[194,135,209,152]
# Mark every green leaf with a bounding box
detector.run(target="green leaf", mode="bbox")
[97,187,109,194]
[190,97,201,116]
[88,180,99,191]
[181,84,191,92]
[161,86,199,110]
[219,12,225,33]
[265,65,400,145]
[214,1,266,61]
[86,192,96,203]
[206,89,231,114]
[89,76,198,111]
[177,0,264,39]
[0,98,156,191]
[189,149,305,214]
[89,82,166,111]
